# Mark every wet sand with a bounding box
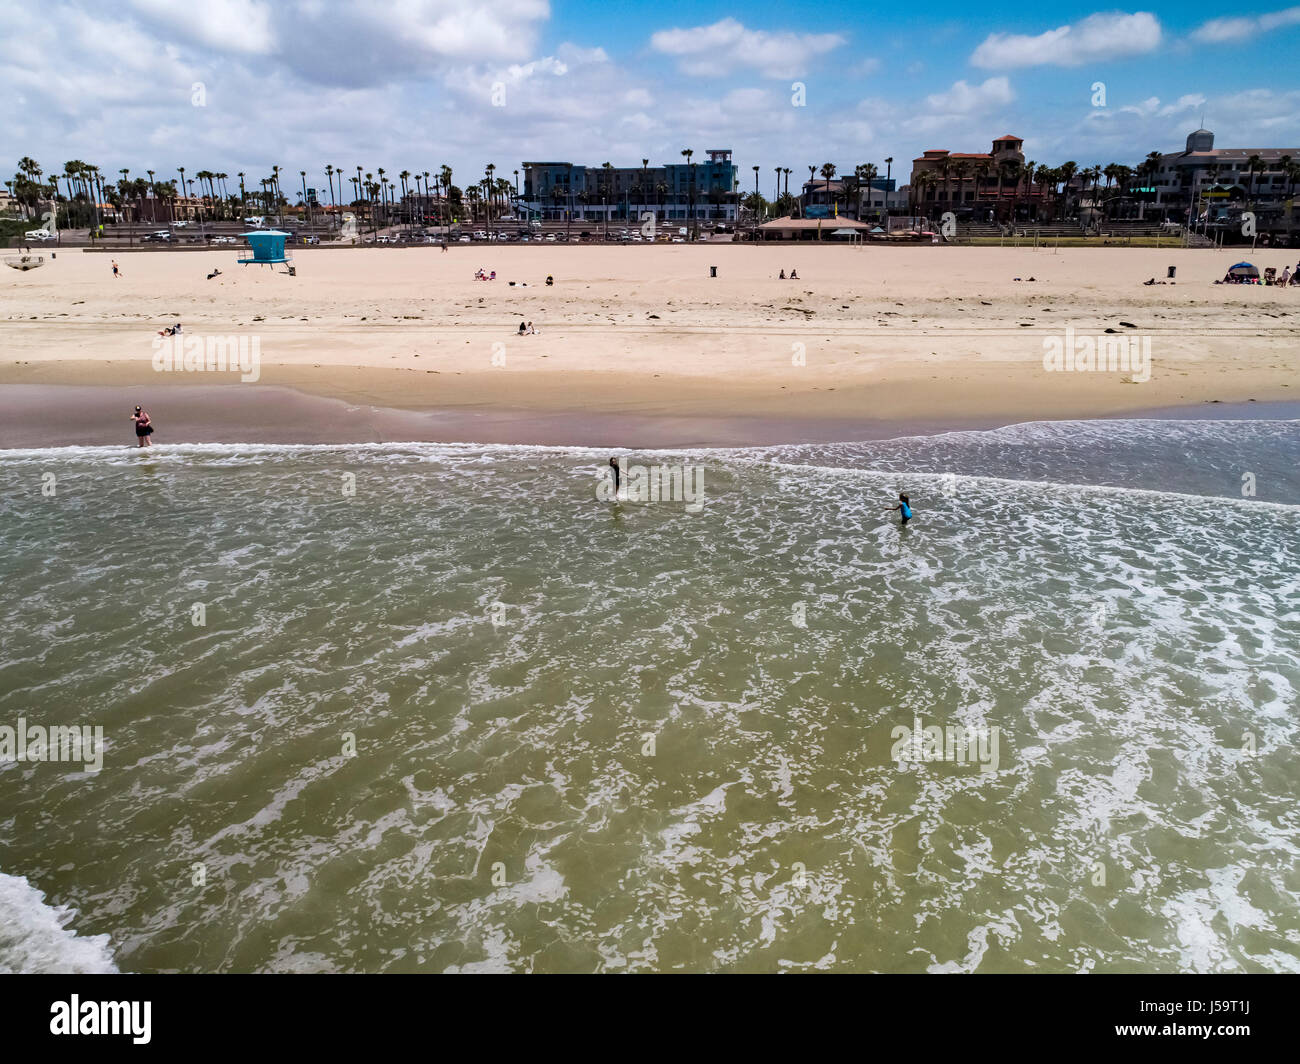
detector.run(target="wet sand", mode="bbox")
[2,245,1297,447]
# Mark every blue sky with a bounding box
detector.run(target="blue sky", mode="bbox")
[3,2,1298,193]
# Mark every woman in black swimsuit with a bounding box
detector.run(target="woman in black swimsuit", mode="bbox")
[130,405,154,447]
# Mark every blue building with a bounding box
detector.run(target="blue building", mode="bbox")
[521,150,738,224]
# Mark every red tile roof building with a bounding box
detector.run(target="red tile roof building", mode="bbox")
[910,135,1049,220]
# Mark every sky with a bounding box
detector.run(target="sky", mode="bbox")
[3,1,1300,196]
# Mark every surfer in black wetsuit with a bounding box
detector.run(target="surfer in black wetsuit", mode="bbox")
[609,456,620,494]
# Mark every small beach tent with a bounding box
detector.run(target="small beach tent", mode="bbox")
[237,230,294,269]
[1227,262,1259,279]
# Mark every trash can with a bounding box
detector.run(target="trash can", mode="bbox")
[1167,265,1176,279]
[709,266,717,277]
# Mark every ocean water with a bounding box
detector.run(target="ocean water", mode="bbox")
[1,419,1297,973]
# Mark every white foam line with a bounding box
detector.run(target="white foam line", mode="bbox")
[798,415,1300,449]
[2,437,1298,512]
[761,459,1300,513]
[3,416,1294,463]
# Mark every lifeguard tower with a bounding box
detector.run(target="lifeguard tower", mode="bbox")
[237,230,295,274]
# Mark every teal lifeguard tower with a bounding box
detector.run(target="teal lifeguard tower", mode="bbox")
[238,230,295,273]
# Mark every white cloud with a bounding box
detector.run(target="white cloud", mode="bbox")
[971,12,1163,69]
[1192,7,1300,43]
[1115,93,1205,118]
[556,42,609,64]
[925,77,1014,113]
[721,88,776,112]
[130,0,276,54]
[649,18,844,78]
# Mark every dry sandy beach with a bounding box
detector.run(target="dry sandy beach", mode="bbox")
[1,244,1296,446]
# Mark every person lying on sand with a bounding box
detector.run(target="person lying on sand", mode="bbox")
[206,268,222,280]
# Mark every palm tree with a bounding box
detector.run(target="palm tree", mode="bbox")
[1055,161,1077,222]
[951,160,969,215]
[594,161,609,237]
[911,171,936,216]
[680,148,694,236]
[860,163,879,221]
[1136,151,1162,220]
[819,163,837,220]
[483,163,495,235]
[1245,154,1263,208]
[1021,160,1038,222]
[1100,163,1119,219]
[1001,159,1021,223]
[176,165,187,224]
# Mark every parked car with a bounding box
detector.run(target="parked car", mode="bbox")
[458,235,471,243]
[172,220,189,228]
[24,229,54,241]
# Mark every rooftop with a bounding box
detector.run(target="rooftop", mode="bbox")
[759,216,871,230]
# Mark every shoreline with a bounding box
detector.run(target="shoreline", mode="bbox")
[0,380,1294,451]
[4,245,1297,448]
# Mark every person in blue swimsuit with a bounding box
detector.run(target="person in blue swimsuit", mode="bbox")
[885,493,912,524]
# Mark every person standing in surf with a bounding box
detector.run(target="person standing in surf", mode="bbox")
[130,405,154,447]
[885,493,912,524]
[609,456,621,495]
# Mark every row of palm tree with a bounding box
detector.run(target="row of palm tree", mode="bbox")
[12,150,1299,237]
[4,158,512,236]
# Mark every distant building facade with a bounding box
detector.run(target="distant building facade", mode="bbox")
[521,150,738,223]
[800,176,906,219]
[1151,128,1299,231]
[909,135,1048,221]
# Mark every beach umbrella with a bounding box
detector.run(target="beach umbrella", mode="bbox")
[1228,262,1258,277]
